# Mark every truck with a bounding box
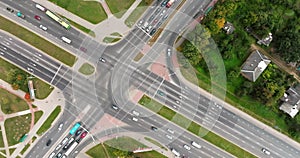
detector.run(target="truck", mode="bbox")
[64,142,78,156]
[166,0,175,8]
[142,21,149,30]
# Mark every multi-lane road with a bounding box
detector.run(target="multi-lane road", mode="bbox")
[1,0,300,158]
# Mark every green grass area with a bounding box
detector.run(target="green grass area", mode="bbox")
[87,137,166,158]
[110,32,122,37]
[103,37,121,43]
[20,143,30,154]
[105,0,135,18]
[0,131,4,148]
[0,153,5,158]
[139,95,256,158]
[78,63,95,75]
[144,137,167,150]
[125,0,153,27]
[0,59,53,99]
[32,136,37,143]
[5,114,31,146]
[0,16,76,67]
[37,106,61,135]
[9,148,16,155]
[34,111,43,124]
[86,144,108,158]
[0,88,29,114]
[60,16,96,37]
[50,0,107,24]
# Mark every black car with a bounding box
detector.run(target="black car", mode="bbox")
[75,128,83,136]
[6,7,14,13]
[46,139,52,146]
[150,28,157,36]
[151,126,158,131]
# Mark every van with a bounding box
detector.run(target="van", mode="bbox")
[35,4,46,12]
[171,148,180,157]
[191,141,202,149]
[61,36,71,44]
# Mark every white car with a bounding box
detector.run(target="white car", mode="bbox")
[132,110,140,116]
[167,128,174,134]
[262,148,271,155]
[61,137,69,145]
[183,144,191,150]
[58,123,63,131]
[55,144,62,150]
[39,24,47,31]
[99,57,106,63]
[167,48,171,56]
[166,134,173,140]
[132,117,138,122]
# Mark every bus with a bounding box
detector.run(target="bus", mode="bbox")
[45,10,71,30]
[19,134,28,142]
[64,142,78,156]
[69,122,81,135]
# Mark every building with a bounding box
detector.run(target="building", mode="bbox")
[241,50,271,82]
[257,32,273,47]
[280,85,300,118]
[223,22,235,34]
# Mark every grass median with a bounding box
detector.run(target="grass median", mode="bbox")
[139,95,256,158]
[36,106,61,135]
[0,16,76,67]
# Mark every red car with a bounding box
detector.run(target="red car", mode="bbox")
[80,131,87,138]
[34,15,41,20]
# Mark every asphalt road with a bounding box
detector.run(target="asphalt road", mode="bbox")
[1,0,300,158]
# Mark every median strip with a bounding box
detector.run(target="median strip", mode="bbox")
[0,16,76,67]
[139,95,256,158]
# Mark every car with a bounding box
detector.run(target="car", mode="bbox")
[99,57,106,63]
[138,19,144,26]
[175,100,180,104]
[149,15,155,21]
[155,8,161,14]
[0,52,4,55]
[68,137,74,144]
[80,131,88,138]
[151,126,158,131]
[132,110,140,116]
[262,148,271,155]
[46,139,52,146]
[132,117,138,122]
[34,15,41,20]
[55,144,62,150]
[58,123,63,131]
[162,14,169,20]
[49,152,56,158]
[152,19,158,25]
[167,128,174,134]
[157,21,162,27]
[160,10,166,16]
[166,134,173,140]
[183,144,191,150]
[167,48,171,56]
[146,25,153,33]
[16,12,25,18]
[6,7,14,13]
[27,67,34,72]
[61,137,69,145]
[39,24,47,31]
[56,152,62,158]
[150,28,157,36]
[62,156,66,158]
[112,104,119,110]
[157,90,165,96]
[161,0,168,7]
[80,47,87,52]
[75,128,83,136]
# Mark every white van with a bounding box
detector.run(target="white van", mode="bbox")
[35,4,46,12]
[191,141,202,149]
[171,149,180,157]
[61,36,71,44]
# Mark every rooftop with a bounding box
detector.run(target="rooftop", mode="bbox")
[280,84,300,118]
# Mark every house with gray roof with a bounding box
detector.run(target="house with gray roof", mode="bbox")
[280,85,300,118]
[223,22,235,34]
[241,50,271,82]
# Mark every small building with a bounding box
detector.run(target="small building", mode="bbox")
[241,50,271,82]
[257,32,273,47]
[280,85,300,118]
[223,22,235,34]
